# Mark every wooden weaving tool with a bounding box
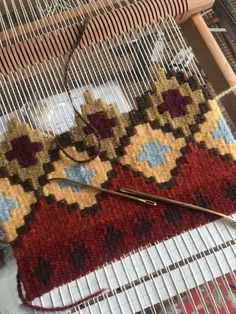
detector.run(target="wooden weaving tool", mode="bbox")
[0,0,236,313]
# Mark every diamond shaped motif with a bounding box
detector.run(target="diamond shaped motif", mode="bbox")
[164,205,182,226]
[226,181,236,202]
[0,192,18,223]
[146,70,208,137]
[158,89,192,118]
[5,135,43,168]
[0,119,53,191]
[119,123,186,183]
[137,140,170,168]
[44,147,112,211]
[212,119,236,144]
[34,258,53,285]
[70,245,88,269]
[59,164,96,192]
[105,226,123,252]
[134,218,153,237]
[83,111,118,139]
[194,101,236,160]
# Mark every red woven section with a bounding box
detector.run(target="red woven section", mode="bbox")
[14,142,236,301]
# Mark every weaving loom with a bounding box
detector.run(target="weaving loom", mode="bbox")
[1,0,236,313]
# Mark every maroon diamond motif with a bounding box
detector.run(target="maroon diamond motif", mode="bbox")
[226,181,236,202]
[70,245,88,269]
[33,258,52,285]
[158,89,192,118]
[134,218,153,237]
[83,111,118,139]
[105,226,123,252]
[5,135,43,168]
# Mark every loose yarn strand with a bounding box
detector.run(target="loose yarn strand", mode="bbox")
[56,19,102,163]
[17,273,106,312]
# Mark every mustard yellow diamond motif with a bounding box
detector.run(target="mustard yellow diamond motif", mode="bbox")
[119,123,186,183]
[146,69,207,136]
[194,100,236,160]
[44,147,112,210]
[0,178,36,242]
[0,118,53,190]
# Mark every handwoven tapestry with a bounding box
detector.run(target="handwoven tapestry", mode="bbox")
[0,69,236,301]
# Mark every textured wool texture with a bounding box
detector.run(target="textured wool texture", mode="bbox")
[0,69,236,301]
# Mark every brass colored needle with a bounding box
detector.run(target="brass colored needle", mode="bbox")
[48,178,157,206]
[48,178,235,224]
[120,188,236,224]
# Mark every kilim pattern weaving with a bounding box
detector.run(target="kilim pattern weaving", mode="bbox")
[0,69,236,301]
